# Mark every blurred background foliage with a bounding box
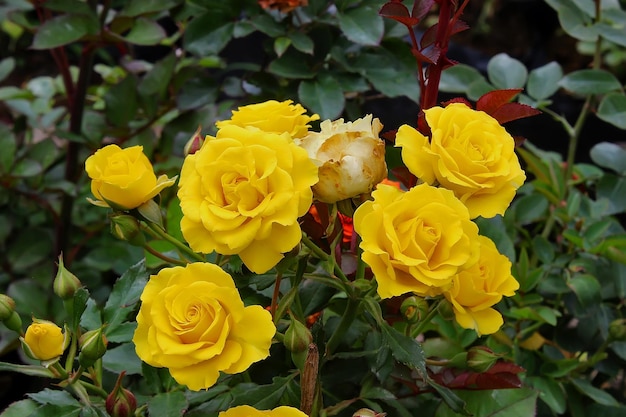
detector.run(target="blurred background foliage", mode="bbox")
[1,0,626,416]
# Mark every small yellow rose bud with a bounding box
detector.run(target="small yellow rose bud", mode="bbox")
[0,294,22,334]
[296,115,387,203]
[183,126,204,156]
[106,371,137,417]
[110,214,145,246]
[609,319,626,341]
[400,296,429,324]
[79,327,108,367]
[284,315,312,353]
[53,255,82,300]
[352,408,386,417]
[466,346,501,373]
[22,319,66,361]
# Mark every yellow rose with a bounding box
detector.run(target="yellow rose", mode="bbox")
[395,103,526,219]
[178,125,318,273]
[132,263,276,391]
[219,405,308,417]
[23,319,66,361]
[444,235,520,335]
[216,100,320,139]
[85,144,176,210]
[353,183,480,299]
[295,115,387,203]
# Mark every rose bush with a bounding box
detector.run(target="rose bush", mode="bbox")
[85,144,177,210]
[216,100,320,139]
[295,115,387,203]
[395,103,526,218]
[353,183,480,299]
[22,319,66,361]
[443,235,520,335]
[178,124,318,273]
[132,262,276,391]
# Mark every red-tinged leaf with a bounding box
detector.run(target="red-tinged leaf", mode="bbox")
[412,47,438,64]
[420,24,437,49]
[381,129,397,143]
[514,135,527,147]
[491,102,542,124]
[476,88,523,114]
[390,166,417,189]
[442,97,472,108]
[431,361,524,390]
[450,19,470,35]
[380,2,420,26]
[412,0,436,21]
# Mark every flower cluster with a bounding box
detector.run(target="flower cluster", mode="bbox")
[355,102,521,335]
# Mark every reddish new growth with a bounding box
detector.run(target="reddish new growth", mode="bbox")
[258,0,308,13]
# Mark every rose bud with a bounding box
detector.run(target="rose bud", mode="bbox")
[296,115,387,203]
[0,294,22,334]
[53,254,82,300]
[21,319,67,361]
[353,408,386,417]
[106,371,137,417]
[400,296,429,324]
[609,319,626,342]
[466,346,501,373]
[110,214,145,246]
[283,315,312,353]
[79,327,108,368]
[183,126,204,156]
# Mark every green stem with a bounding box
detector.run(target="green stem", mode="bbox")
[325,298,360,358]
[143,241,186,266]
[301,234,353,297]
[79,380,108,399]
[145,222,205,263]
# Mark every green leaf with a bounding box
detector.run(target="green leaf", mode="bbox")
[435,388,538,417]
[0,57,15,83]
[6,230,52,273]
[525,377,567,414]
[176,76,218,110]
[532,235,555,264]
[69,287,90,331]
[571,378,620,407]
[557,4,598,41]
[103,260,148,333]
[568,274,602,307]
[41,0,95,14]
[487,53,528,89]
[597,93,626,130]
[120,0,182,16]
[0,399,38,417]
[597,174,626,215]
[230,375,298,409]
[28,389,80,407]
[512,193,550,225]
[273,37,291,57]
[102,343,143,375]
[32,14,95,49]
[298,74,345,120]
[12,159,43,178]
[289,32,314,54]
[184,14,234,56]
[558,69,622,96]
[338,6,384,46]
[147,392,189,417]
[439,64,486,94]
[139,53,177,98]
[268,50,315,79]
[474,216,516,262]
[527,62,563,100]
[0,86,34,100]
[105,321,137,343]
[0,124,16,173]
[125,18,166,45]
[104,75,139,127]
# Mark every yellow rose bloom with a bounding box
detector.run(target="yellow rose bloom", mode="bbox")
[132,263,276,391]
[296,115,387,203]
[23,320,65,361]
[395,103,526,219]
[219,405,308,417]
[353,183,480,299]
[178,125,318,273]
[444,235,520,335]
[216,100,319,139]
[85,144,176,210]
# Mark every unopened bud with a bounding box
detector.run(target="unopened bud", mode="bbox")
[183,126,204,156]
[53,254,82,300]
[135,199,163,227]
[110,214,145,246]
[400,296,429,324]
[352,408,386,417]
[284,315,312,353]
[21,319,67,362]
[609,319,626,341]
[79,327,108,367]
[106,371,137,417]
[437,299,455,321]
[467,346,500,373]
[0,294,22,334]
